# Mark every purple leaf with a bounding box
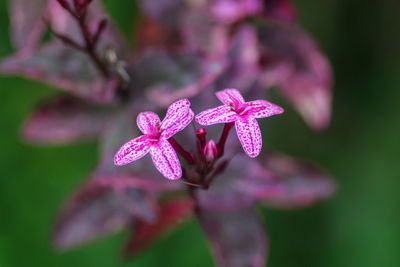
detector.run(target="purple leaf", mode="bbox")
[262,0,297,24]
[181,6,229,56]
[215,25,261,91]
[130,50,222,107]
[195,155,282,211]
[137,0,184,28]
[9,0,48,50]
[124,197,193,257]
[22,96,110,145]
[0,42,119,102]
[258,23,333,130]
[211,0,263,24]
[53,178,159,250]
[47,0,128,55]
[197,207,268,267]
[259,153,336,209]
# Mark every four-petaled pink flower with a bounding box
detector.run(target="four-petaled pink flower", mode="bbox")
[114,99,194,180]
[195,88,284,158]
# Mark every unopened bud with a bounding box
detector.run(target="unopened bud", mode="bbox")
[196,128,207,144]
[204,140,217,162]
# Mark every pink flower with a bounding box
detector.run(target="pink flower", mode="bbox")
[114,99,194,180]
[195,89,284,158]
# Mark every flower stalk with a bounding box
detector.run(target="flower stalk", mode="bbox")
[54,0,110,78]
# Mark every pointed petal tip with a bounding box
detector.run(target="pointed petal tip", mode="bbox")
[113,156,125,166]
[216,88,245,106]
[247,151,260,158]
[164,173,182,181]
[276,105,285,115]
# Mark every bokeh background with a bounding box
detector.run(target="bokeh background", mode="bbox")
[1,0,399,266]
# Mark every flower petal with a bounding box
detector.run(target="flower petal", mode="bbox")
[137,112,161,135]
[216,88,245,108]
[195,105,237,126]
[114,135,151,166]
[235,116,262,158]
[246,100,284,118]
[160,99,191,131]
[161,109,194,139]
[150,139,182,180]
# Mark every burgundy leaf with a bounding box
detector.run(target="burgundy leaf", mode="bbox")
[258,23,333,130]
[22,96,110,145]
[124,197,193,257]
[259,153,336,209]
[53,178,159,250]
[262,0,297,24]
[9,0,48,50]
[0,42,119,102]
[197,207,268,267]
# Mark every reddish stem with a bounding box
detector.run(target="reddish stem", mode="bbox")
[55,0,110,78]
[169,137,195,165]
[217,122,234,157]
[92,18,108,49]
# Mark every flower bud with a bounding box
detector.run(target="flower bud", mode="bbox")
[196,128,207,144]
[204,140,217,163]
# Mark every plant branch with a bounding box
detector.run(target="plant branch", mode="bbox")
[54,0,110,78]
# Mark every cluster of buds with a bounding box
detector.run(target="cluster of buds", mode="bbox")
[114,89,284,188]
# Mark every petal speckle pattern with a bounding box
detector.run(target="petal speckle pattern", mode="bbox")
[196,88,284,157]
[114,99,194,180]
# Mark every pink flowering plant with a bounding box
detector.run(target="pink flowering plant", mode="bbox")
[1,0,336,266]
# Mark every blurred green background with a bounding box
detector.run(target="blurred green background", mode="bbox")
[1,0,399,266]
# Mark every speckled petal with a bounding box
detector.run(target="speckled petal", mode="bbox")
[235,116,262,158]
[216,88,245,108]
[161,99,191,131]
[162,109,194,139]
[195,105,237,126]
[137,112,161,135]
[114,135,151,166]
[246,100,284,118]
[150,139,182,180]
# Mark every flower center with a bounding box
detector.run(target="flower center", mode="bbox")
[229,101,236,111]
[230,102,251,116]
